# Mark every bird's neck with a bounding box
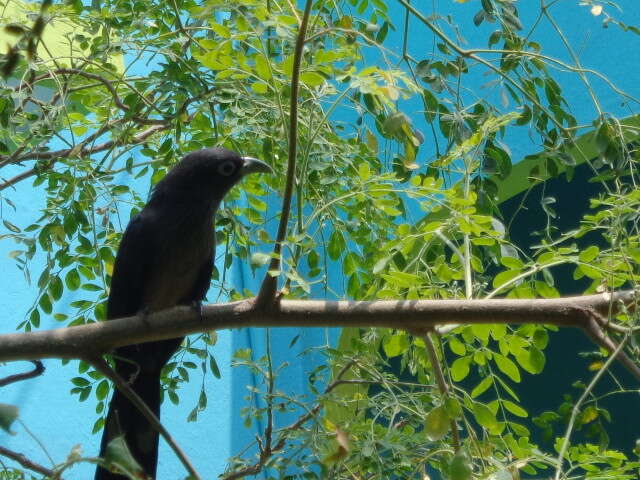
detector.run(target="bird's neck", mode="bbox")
[147,189,221,227]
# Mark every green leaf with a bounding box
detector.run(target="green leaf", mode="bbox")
[473,402,498,430]
[444,396,462,418]
[72,376,90,387]
[579,245,599,263]
[470,377,492,398]
[383,333,410,358]
[210,22,231,38]
[577,263,602,279]
[209,355,221,379]
[372,256,391,274]
[470,324,491,344]
[451,356,471,381]
[104,435,144,477]
[3,219,20,233]
[448,336,466,356]
[65,269,81,290]
[424,405,450,441]
[492,269,521,289]
[502,400,528,418]
[96,380,110,400]
[168,389,179,405]
[254,54,270,80]
[449,450,473,480]
[327,231,346,261]
[494,353,521,382]
[517,346,546,374]
[39,293,52,314]
[358,162,371,181]
[342,252,359,276]
[300,71,325,87]
[500,256,523,269]
[533,329,549,349]
[251,82,268,94]
[0,403,19,433]
[381,271,422,288]
[198,390,208,409]
[49,275,63,301]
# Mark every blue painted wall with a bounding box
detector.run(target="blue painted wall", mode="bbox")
[1,2,639,479]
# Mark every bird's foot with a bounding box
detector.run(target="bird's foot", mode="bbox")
[190,300,204,322]
[139,307,152,328]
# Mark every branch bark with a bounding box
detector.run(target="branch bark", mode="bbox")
[0,445,56,478]
[0,291,635,364]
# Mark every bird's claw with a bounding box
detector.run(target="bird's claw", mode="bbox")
[139,307,152,328]
[190,300,204,322]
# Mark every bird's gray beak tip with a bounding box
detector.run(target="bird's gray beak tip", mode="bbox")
[241,156,273,175]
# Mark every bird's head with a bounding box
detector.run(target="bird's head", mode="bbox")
[152,147,272,202]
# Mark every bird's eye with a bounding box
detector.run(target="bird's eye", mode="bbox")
[217,161,236,176]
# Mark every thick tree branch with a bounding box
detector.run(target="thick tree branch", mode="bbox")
[0,292,635,363]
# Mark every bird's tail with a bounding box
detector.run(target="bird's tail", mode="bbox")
[94,368,162,480]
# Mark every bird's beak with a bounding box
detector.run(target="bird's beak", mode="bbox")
[240,156,273,176]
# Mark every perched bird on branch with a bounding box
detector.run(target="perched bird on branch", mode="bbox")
[95,147,272,480]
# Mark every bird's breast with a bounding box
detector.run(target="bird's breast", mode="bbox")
[142,216,214,312]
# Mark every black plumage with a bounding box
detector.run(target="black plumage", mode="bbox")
[95,147,271,480]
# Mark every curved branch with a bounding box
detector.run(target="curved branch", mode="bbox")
[0,360,44,387]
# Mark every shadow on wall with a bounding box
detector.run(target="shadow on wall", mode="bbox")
[499,162,639,452]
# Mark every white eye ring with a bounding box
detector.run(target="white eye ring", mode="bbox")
[218,161,236,176]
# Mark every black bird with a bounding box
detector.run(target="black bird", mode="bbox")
[95,147,272,480]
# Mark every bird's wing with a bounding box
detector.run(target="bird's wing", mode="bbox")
[106,212,155,320]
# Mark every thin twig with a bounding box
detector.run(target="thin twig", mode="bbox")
[88,356,201,480]
[0,360,44,387]
[420,333,461,451]
[553,332,630,480]
[397,0,567,133]
[0,445,56,478]
[257,0,314,305]
[0,123,168,191]
[222,361,356,479]
[13,68,164,125]
[578,307,640,380]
